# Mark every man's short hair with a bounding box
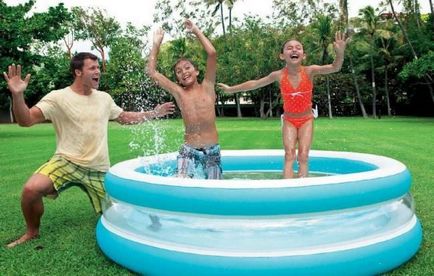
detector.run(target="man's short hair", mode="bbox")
[70,52,99,78]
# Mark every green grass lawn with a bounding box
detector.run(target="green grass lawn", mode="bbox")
[1,117,433,275]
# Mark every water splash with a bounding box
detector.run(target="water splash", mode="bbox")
[128,119,176,175]
[120,78,182,175]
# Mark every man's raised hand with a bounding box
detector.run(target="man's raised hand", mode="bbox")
[3,64,31,95]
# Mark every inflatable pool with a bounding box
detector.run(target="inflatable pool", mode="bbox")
[97,150,422,275]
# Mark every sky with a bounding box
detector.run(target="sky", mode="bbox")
[6,0,431,28]
[4,0,432,54]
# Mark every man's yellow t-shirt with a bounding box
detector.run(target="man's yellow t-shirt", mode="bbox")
[35,87,123,172]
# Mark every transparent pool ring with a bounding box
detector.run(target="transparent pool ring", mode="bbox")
[97,150,422,275]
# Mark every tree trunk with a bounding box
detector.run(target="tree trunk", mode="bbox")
[9,96,14,123]
[264,90,274,117]
[219,102,225,116]
[326,76,333,119]
[384,63,392,116]
[95,44,107,72]
[220,4,226,36]
[370,54,377,118]
[259,94,266,118]
[228,7,232,33]
[215,96,221,116]
[216,94,224,116]
[100,48,106,72]
[63,38,73,59]
[266,93,282,118]
[268,90,273,117]
[63,32,74,59]
[423,76,434,103]
[235,94,242,117]
[320,44,332,119]
[429,0,434,16]
[429,85,434,103]
[339,0,348,31]
[388,0,418,59]
[349,57,368,118]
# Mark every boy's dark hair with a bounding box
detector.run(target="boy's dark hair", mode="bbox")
[70,52,99,78]
[172,58,199,76]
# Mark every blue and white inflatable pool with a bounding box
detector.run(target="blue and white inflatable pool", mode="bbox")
[97,150,422,275]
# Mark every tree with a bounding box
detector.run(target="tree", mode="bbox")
[388,0,418,58]
[388,0,434,105]
[376,21,400,116]
[339,0,368,118]
[271,0,337,27]
[207,0,226,35]
[30,43,72,101]
[62,15,76,60]
[338,0,348,31]
[72,7,121,72]
[312,14,334,118]
[430,0,434,16]
[204,0,237,35]
[106,23,172,111]
[204,0,242,116]
[153,0,220,38]
[399,50,434,103]
[216,17,283,118]
[0,0,71,121]
[359,6,381,118]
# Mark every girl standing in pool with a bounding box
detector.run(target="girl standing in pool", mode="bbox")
[218,32,349,178]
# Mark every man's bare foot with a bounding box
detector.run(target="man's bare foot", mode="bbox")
[6,233,39,248]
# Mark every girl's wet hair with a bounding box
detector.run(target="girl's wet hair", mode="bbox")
[280,39,302,53]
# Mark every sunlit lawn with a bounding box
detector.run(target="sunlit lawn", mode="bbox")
[1,117,433,275]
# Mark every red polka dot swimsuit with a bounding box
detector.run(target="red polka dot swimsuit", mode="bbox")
[280,66,314,128]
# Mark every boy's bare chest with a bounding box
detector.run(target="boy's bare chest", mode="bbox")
[180,91,215,109]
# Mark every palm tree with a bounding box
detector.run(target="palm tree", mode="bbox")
[359,6,380,118]
[376,23,400,116]
[387,0,418,59]
[205,0,236,35]
[388,0,434,105]
[430,0,434,16]
[205,0,243,117]
[338,0,348,31]
[313,14,334,118]
[339,0,368,118]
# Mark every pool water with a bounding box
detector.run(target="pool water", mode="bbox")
[223,171,327,179]
[103,194,414,253]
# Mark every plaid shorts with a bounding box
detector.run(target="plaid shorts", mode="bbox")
[35,155,106,213]
[177,144,222,179]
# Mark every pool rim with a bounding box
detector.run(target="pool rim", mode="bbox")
[103,149,411,215]
[107,149,408,189]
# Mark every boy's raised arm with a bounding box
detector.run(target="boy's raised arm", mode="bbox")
[147,28,181,97]
[185,19,216,85]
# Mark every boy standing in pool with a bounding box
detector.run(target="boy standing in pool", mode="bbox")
[147,19,222,179]
[218,32,349,178]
